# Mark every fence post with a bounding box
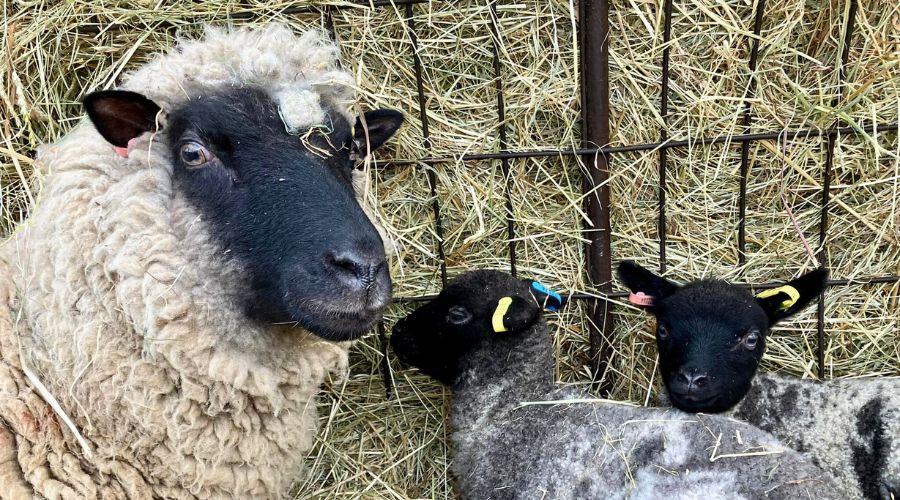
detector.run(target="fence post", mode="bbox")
[579,0,614,394]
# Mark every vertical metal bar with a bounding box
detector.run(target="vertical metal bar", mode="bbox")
[579,0,615,394]
[817,0,858,379]
[658,0,674,273]
[737,0,768,269]
[405,2,448,286]
[324,6,337,41]
[488,1,517,277]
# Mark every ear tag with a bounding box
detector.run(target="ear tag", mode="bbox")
[755,285,800,310]
[530,281,565,312]
[628,292,655,307]
[492,296,513,333]
[112,137,138,159]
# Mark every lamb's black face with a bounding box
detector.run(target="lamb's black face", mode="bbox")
[617,261,828,414]
[652,282,768,413]
[390,270,541,386]
[83,88,404,341]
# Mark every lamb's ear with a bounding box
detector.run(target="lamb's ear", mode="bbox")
[491,296,540,334]
[755,267,828,325]
[616,260,680,303]
[352,109,404,158]
[83,90,161,148]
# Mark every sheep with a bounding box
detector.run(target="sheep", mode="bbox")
[617,261,900,500]
[390,269,849,499]
[0,24,403,498]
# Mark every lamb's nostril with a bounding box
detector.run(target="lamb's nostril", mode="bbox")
[676,368,709,391]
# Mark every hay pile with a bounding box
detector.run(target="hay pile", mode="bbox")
[2,0,897,498]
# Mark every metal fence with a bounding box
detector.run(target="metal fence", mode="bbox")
[82,0,900,396]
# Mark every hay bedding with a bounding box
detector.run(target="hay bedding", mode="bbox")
[1,0,897,498]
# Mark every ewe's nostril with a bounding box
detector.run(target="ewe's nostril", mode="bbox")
[327,249,386,290]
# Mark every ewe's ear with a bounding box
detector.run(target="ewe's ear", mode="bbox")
[616,260,680,303]
[491,296,540,334]
[83,90,161,148]
[352,109,404,158]
[755,267,828,325]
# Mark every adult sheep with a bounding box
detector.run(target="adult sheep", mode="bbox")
[0,24,403,499]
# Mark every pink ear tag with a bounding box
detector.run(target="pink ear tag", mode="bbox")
[628,292,655,307]
[113,138,138,158]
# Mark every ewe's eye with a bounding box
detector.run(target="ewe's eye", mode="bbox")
[657,323,669,340]
[742,329,760,350]
[179,142,212,168]
[446,305,473,326]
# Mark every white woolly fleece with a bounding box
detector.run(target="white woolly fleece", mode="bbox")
[0,24,384,499]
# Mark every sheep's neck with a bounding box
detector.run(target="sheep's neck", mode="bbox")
[450,325,555,433]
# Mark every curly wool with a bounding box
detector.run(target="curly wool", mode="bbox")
[0,24,381,499]
[726,372,900,500]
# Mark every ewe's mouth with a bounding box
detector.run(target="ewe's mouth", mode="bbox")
[293,303,383,341]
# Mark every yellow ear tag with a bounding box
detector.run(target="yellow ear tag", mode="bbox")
[492,297,513,333]
[755,285,800,310]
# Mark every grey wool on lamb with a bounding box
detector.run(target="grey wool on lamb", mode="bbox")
[0,24,399,499]
[728,372,900,500]
[390,270,850,500]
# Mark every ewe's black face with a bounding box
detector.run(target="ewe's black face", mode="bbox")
[617,261,828,413]
[390,270,541,386]
[83,88,404,341]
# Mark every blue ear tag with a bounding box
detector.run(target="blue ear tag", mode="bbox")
[530,281,566,312]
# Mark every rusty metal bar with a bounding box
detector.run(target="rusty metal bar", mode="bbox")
[579,0,614,394]
[737,0,768,268]
[657,0,674,273]
[375,121,898,167]
[817,0,858,379]
[488,1,517,277]
[404,2,448,286]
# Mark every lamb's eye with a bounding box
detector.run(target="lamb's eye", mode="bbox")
[180,142,212,167]
[742,329,760,350]
[657,323,669,340]
[446,305,473,326]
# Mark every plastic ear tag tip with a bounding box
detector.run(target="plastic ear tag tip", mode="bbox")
[628,292,655,307]
[530,281,565,312]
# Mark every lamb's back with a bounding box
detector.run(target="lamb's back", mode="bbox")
[453,387,846,500]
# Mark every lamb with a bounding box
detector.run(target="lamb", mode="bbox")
[0,24,403,498]
[617,260,900,500]
[390,269,849,499]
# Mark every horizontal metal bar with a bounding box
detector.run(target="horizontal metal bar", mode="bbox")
[377,122,898,168]
[388,274,900,305]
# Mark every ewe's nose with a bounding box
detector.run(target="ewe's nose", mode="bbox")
[675,368,709,393]
[326,248,390,308]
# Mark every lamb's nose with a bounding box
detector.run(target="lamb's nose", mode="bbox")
[677,369,709,391]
